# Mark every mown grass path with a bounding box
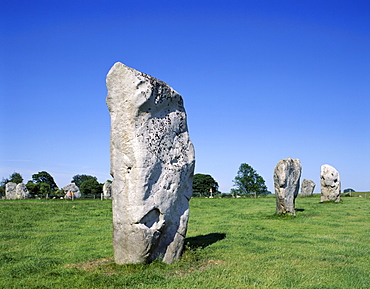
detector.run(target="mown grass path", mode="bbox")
[1,197,369,288]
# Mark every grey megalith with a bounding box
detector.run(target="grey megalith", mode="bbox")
[106,62,195,264]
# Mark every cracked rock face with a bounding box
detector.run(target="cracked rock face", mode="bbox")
[274,157,302,215]
[106,62,195,264]
[300,179,316,197]
[320,164,341,202]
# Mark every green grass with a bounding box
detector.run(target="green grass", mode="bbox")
[1,197,369,288]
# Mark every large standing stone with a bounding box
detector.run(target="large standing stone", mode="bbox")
[300,179,316,197]
[274,157,302,215]
[16,183,30,199]
[103,181,112,199]
[5,182,18,199]
[320,164,341,202]
[106,62,195,264]
[5,182,30,199]
[63,183,81,199]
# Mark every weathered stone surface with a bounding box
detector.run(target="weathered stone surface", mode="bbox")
[274,157,302,215]
[5,182,17,199]
[320,164,341,202]
[5,182,21,200]
[63,183,81,199]
[106,62,195,264]
[300,179,316,197]
[5,182,30,199]
[16,183,30,199]
[103,181,112,199]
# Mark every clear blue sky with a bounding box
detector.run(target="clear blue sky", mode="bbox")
[1,0,369,193]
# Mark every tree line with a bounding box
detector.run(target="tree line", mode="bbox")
[193,163,270,198]
[0,172,107,197]
[1,162,270,198]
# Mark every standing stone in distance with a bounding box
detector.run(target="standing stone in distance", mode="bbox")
[5,182,18,199]
[274,157,302,215]
[320,164,341,202]
[5,182,29,199]
[106,62,195,264]
[63,183,81,199]
[16,183,30,199]
[103,181,112,199]
[300,179,316,197]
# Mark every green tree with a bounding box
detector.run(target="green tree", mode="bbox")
[1,177,9,186]
[232,163,269,198]
[26,181,39,195]
[80,178,103,196]
[9,172,23,184]
[71,174,97,188]
[0,177,9,196]
[32,171,58,190]
[39,183,51,195]
[192,173,219,197]
[28,171,58,195]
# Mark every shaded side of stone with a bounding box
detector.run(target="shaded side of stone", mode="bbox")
[103,181,112,199]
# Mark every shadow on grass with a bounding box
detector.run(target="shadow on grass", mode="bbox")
[295,208,305,212]
[184,233,226,249]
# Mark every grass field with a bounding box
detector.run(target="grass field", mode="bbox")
[1,196,369,288]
